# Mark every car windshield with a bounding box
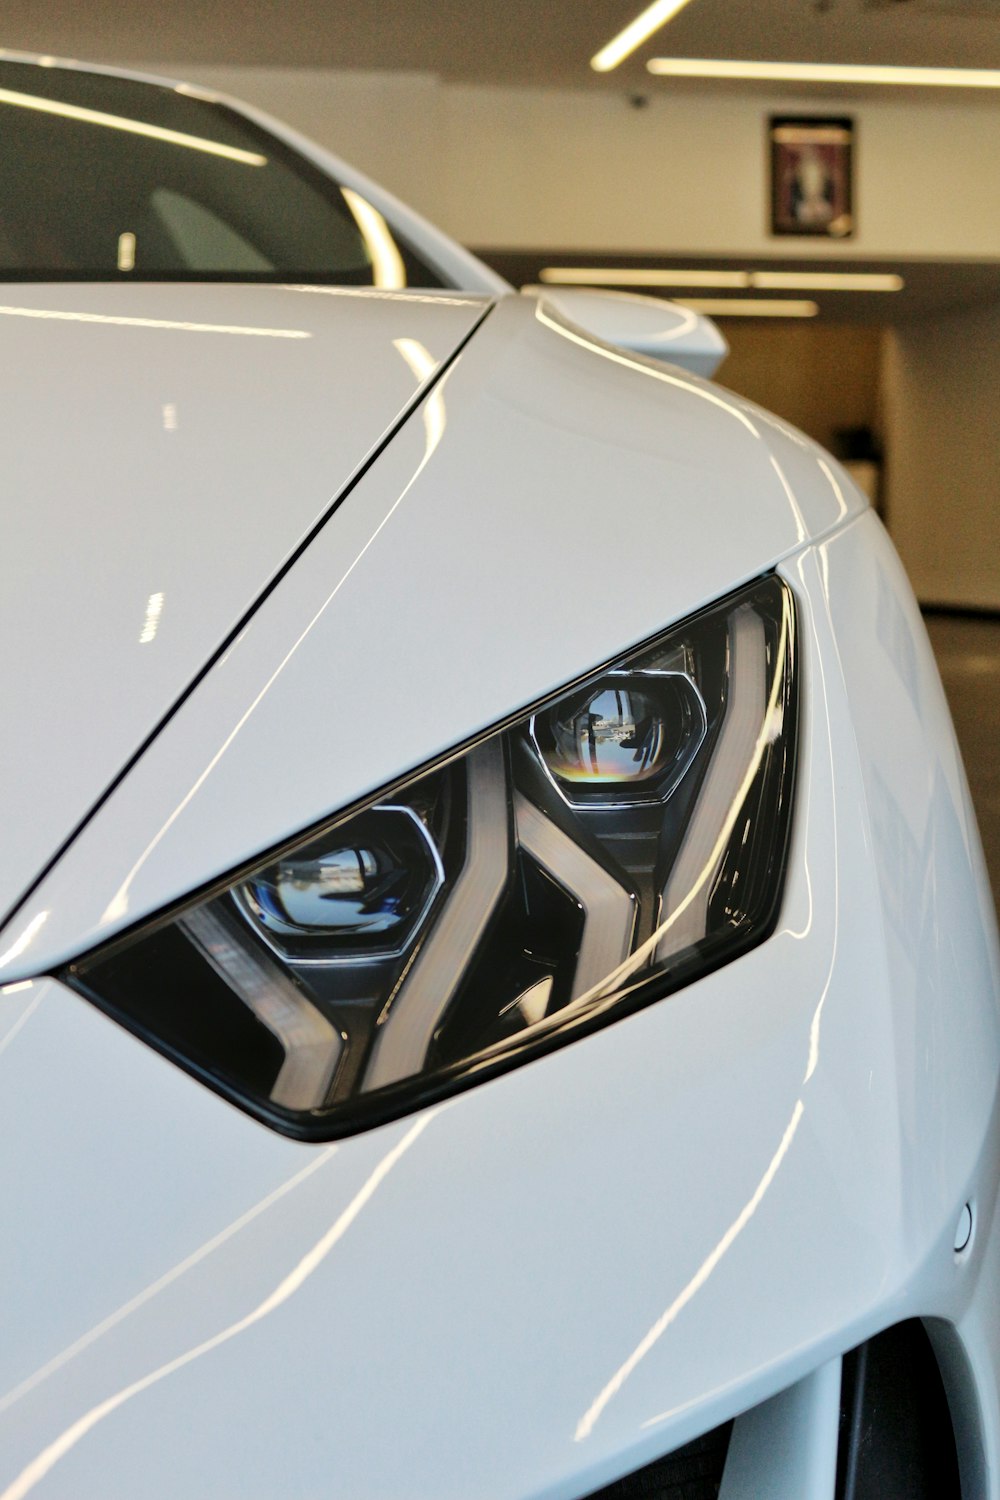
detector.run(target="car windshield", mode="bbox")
[0,60,445,285]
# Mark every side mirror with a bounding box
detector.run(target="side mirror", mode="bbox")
[525,286,728,380]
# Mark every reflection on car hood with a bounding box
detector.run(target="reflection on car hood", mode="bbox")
[0,282,488,924]
[0,293,869,977]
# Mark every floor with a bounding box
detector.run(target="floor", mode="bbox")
[924,612,1000,915]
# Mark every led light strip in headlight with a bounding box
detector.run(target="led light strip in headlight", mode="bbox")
[68,576,797,1139]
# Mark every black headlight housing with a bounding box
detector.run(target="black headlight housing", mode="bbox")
[68,575,798,1139]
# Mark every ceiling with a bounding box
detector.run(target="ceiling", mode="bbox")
[5,0,1000,89]
[5,0,997,325]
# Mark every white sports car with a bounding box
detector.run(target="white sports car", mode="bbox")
[0,50,997,1500]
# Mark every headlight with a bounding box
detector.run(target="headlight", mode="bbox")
[68,576,797,1139]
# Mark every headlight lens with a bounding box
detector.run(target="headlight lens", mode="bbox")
[68,575,797,1138]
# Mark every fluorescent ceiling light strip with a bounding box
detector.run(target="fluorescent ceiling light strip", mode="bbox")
[646,57,1000,88]
[675,298,819,318]
[753,271,903,291]
[0,86,267,165]
[591,0,697,72]
[540,267,750,288]
[540,267,904,292]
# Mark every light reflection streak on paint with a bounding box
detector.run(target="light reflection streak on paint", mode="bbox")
[576,1099,805,1441]
[534,301,760,439]
[770,557,821,950]
[817,457,850,522]
[341,188,406,290]
[283,285,483,308]
[754,406,811,451]
[0,307,310,338]
[393,337,436,385]
[769,453,807,544]
[663,306,699,339]
[394,338,446,456]
[660,306,699,339]
[0,1114,434,1500]
[0,992,42,1063]
[796,551,841,1085]
[782,771,814,945]
[573,569,831,1437]
[0,1144,339,1417]
[0,912,48,974]
[139,592,165,645]
[0,86,267,166]
[536,292,702,342]
[100,363,449,927]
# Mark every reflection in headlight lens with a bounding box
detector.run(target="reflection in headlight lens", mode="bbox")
[239,806,445,959]
[534,670,706,804]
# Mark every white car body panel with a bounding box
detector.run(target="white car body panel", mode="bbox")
[0,517,998,1500]
[528,285,730,378]
[0,282,486,926]
[0,50,997,1500]
[0,292,864,976]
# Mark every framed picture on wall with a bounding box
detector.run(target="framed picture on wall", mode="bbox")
[770,116,854,238]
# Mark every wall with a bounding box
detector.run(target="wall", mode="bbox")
[717,323,883,456]
[149,63,1000,609]
[883,300,1000,610]
[147,65,1000,260]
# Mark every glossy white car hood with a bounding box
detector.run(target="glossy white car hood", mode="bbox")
[0,282,487,926]
[1,282,998,1500]
[2,292,865,978]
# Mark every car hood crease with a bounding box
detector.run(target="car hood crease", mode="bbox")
[0,281,489,925]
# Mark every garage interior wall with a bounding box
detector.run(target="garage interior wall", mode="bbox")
[154,66,1000,258]
[160,65,1000,607]
[883,300,1000,611]
[715,323,883,459]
